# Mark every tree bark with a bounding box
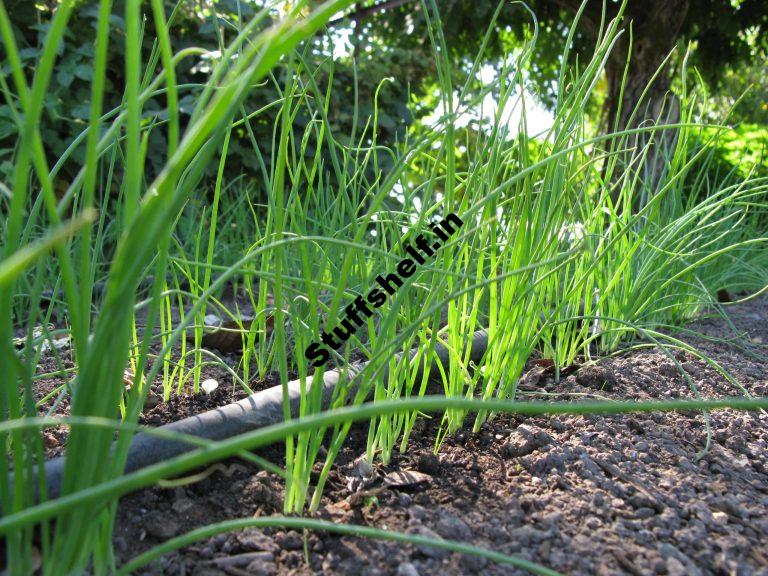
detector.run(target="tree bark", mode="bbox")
[602,0,691,207]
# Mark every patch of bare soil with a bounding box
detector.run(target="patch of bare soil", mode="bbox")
[32,299,768,574]
[30,342,265,460]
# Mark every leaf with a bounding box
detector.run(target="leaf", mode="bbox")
[70,103,92,120]
[383,470,431,488]
[74,44,95,58]
[18,47,39,60]
[108,14,126,31]
[29,23,51,33]
[73,64,93,81]
[178,94,198,115]
[56,69,74,88]
[0,107,17,139]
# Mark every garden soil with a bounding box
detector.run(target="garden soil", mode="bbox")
[28,297,768,575]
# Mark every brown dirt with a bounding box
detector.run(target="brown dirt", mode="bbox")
[25,299,768,575]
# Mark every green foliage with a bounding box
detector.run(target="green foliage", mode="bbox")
[353,0,768,118]
[0,1,414,191]
[672,122,768,212]
[699,124,768,179]
[710,51,768,125]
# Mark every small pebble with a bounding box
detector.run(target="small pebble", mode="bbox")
[712,511,729,526]
[397,562,420,576]
[406,525,448,559]
[201,378,219,394]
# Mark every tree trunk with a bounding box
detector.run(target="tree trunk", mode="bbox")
[603,0,691,208]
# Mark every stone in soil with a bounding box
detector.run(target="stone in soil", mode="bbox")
[502,424,553,457]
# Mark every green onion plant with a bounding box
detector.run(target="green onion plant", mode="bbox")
[0,0,766,573]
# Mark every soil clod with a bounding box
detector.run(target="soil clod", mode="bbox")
[502,424,553,457]
[575,364,617,390]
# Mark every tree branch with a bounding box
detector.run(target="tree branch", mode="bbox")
[548,0,619,39]
[328,0,417,27]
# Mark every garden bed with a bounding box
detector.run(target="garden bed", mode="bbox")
[30,299,767,575]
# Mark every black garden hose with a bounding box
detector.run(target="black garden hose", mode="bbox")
[25,330,489,500]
